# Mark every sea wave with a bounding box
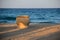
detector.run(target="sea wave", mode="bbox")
[0,8,60,23]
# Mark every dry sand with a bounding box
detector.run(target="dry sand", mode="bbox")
[0,23,60,40]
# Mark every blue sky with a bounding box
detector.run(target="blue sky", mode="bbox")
[0,0,60,8]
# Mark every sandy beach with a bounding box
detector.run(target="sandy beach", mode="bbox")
[0,23,60,40]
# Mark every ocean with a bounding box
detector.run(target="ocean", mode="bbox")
[0,8,60,23]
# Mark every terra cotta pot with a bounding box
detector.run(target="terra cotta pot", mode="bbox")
[16,15,29,29]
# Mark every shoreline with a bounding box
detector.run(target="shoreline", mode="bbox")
[0,23,59,27]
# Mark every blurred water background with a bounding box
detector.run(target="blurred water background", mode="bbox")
[0,8,60,23]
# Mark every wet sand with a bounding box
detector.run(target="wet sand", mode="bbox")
[0,23,60,40]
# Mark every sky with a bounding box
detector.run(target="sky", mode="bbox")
[0,0,60,8]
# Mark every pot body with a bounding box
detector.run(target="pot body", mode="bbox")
[16,15,29,29]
